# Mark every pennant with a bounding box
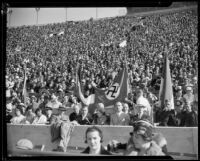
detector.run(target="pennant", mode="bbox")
[49,33,54,37]
[159,54,174,109]
[58,31,64,36]
[119,40,127,48]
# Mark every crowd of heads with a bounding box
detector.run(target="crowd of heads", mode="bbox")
[6,9,198,127]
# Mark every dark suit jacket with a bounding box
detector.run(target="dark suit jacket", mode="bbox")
[82,146,112,155]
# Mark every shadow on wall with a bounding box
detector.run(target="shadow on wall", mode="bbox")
[126,2,197,15]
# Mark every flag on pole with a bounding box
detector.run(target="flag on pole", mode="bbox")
[159,53,174,109]
[119,40,127,48]
[22,65,28,104]
[49,33,54,37]
[57,31,65,36]
[75,64,129,114]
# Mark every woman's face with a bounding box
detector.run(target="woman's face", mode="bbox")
[15,109,21,116]
[96,110,103,117]
[86,131,101,151]
[132,132,146,149]
[36,110,42,117]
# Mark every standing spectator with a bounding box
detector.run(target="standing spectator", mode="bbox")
[110,102,130,126]
[136,89,151,116]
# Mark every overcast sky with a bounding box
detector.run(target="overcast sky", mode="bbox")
[7,8,127,27]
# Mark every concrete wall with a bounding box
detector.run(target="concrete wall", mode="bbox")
[7,124,198,159]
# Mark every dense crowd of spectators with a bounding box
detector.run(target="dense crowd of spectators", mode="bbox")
[6,9,198,127]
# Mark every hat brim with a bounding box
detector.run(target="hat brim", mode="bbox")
[58,107,67,111]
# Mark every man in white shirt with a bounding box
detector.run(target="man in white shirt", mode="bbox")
[183,86,194,106]
[46,94,62,109]
[110,102,130,126]
[136,89,151,116]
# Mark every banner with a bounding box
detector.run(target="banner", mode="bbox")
[75,65,129,114]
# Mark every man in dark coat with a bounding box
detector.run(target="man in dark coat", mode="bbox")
[159,100,177,126]
[77,105,93,125]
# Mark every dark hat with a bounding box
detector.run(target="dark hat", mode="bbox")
[130,120,153,141]
[58,105,67,111]
[26,105,33,111]
[45,106,53,111]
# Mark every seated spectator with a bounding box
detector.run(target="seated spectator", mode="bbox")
[53,105,70,123]
[82,126,112,155]
[77,105,93,125]
[124,120,165,156]
[24,105,35,124]
[159,100,177,126]
[18,103,26,115]
[10,106,26,124]
[92,103,110,125]
[110,102,130,126]
[45,106,57,124]
[69,104,81,122]
[123,103,130,114]
[38,95,49,114]
[129,104,150,126]
[6,103,13,123]
[30,94,40,112]
[183,86,194,106]
[153,102,163,123]
[180,102,198,127]
[107,120,167,156]
[46,94,62,109]
[174,88,184,125]
[32,108,47,124]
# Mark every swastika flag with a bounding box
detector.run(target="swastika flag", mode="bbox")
[75,64,129,114]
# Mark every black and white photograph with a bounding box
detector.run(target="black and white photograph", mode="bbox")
[3,1,198,160]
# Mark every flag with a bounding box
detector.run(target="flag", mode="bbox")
[15,46,21,52]
[58,31,64,36]
[119,40,127,48]
[94,65,129,112]
[159,54,174,109]
[75,64,129,114]
[22,65,28,104]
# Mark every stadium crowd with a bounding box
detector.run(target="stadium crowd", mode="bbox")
[6,9,198,127]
